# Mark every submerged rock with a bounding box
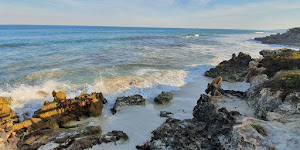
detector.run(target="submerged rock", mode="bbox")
[254,27,300,46]
[111,94,145,114]
[159,111,173,118]
[154,92,173,104]
[205,52,252,82]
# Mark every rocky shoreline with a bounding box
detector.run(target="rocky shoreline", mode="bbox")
[1,48,300,149]
[254,27,300,46]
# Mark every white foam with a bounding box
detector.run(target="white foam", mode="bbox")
[0,80,76,121]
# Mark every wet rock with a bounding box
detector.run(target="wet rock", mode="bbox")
[160,111,173,118]
[205,52,252,82]
[52,125,102,143]
[111,94,145,114]
[154,92,173,104]
[75,92,108,104]
[56,130,129,150]
[37,90,48,98]
[254,27,300,46]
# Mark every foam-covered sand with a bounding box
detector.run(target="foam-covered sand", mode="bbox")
[38,75,250,150]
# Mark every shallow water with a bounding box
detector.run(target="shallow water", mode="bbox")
[0,25,296,120]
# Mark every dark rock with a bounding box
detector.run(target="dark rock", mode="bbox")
[205,52,252,82]
[58,130,129,150]
[224,90,246,98]
[111,94,145,114]
[154,92,173,104]
[254,27,300,46]
[160,111,173,118]
[141,94,237,150]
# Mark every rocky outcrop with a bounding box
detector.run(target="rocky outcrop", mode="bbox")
[138,78,244,150]
[258,49,300,77]
[254,27,300,46]
[0,91,106,150]
[205,52,252,82]
[154,92,173,104]
[111,94,145,114]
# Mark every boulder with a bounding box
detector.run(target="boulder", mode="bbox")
[154,92,173,104]
[111,94,145,114]
[52,91,66,103]
[205,52,252,82]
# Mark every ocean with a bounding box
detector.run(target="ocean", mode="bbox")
[0,25,291,120]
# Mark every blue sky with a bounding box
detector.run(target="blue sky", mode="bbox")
[0,0,299,29]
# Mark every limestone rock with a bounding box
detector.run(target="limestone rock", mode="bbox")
[111,94,145,114]
[205,52,252,82]
[231,118,300,150]
[154,92,173,104]
[52,91,66,103]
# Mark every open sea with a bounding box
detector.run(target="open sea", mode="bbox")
[0,25,291,120]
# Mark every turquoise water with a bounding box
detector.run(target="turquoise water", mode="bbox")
[0,25,289,119]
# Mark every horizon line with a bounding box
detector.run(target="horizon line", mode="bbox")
[0,24,286,31]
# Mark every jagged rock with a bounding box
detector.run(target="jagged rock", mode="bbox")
[254,27,300,46]
[205,77,225,98]
[159,111,173,118]
[139,94,238,150]
[231,117,300,150]
[111,94,145,114]
[75,92,108,104]
[259,48,296,57]
[205,52,252,82]
[55,130,129,150]
[246,74,269,103]
[154,92,173,104]
[11,91,105,150]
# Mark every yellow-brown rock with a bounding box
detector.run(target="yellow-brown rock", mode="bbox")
[52,91,66,103]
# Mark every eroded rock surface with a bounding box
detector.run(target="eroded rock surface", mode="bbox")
[111,94,145,114]
[205,52,252,82]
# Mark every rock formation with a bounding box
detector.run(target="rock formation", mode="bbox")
[205,52,252,82]
[111,94,145,114]
[255,27,300,46]
[1,91,106,149]
[154,92,173,104]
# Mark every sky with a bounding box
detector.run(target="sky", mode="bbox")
[0,0,299,30]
